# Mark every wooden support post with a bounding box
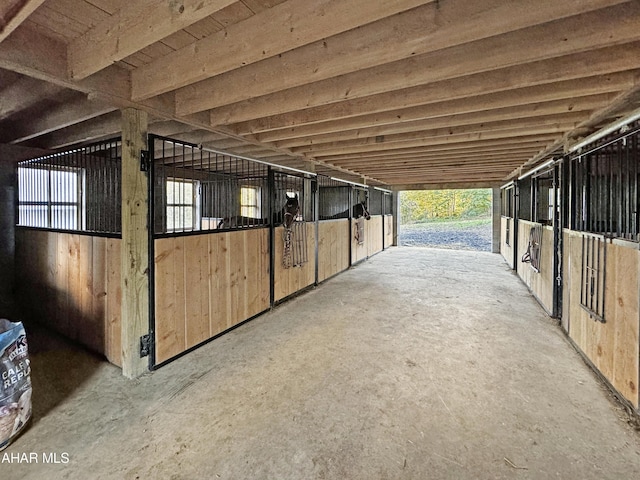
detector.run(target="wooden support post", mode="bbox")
[121,108,149,378]
[392,190,400,247]
[492,187,501,254]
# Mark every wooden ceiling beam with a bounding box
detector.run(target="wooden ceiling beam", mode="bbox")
[0,25,344,178]
[352,160,527,173]
[1,94,116,144]
[253,94,615,143]
[394,181,501,190]
[289,121,579,155]
[0,75,63,118]
[68,0,237,80]
[332,155,530,167]
[273,112,589,149]
[27,110,122,149]
[336,158,533,169]
[295,125,587,157]
[309,134,560,159]
[325,153,541,170]
[319,140,555,162]
[180,0,632,115]
[0,25,131,99]
[133,0,431,100]
[330,146,540,160]
[237,73,632,136]
[506,82,640,178]
[379,174,507,184]
[0,0,47,44]
[209,39,640,125]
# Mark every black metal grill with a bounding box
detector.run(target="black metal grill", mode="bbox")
[568,121,640,241]
[369,188,383,215]
[318,175,351,220]
[580,234,606,322]
[17,138,121,235]
[152,136,269,235]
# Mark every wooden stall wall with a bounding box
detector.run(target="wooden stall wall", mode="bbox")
[367,215,384,257]
[317,219,350,283]
[154,228,270,364]
[274,222,316,302]
[500,216,515,269]
[516,220,554,314]
[15,229,122,366]
[383,215,394,249]
[562,230,571,333]
[352,215,384,264]
[563,230,639,408]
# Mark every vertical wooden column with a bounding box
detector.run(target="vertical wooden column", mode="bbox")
[121,108,149,378]
[492,187,501,254]
[392,190,400,246]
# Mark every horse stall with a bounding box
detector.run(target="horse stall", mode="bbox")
[272,170,316,303]
[12,133,396,371]
[349,186,382,264]
[381,189,394,249]
[317,176,351,283]
[560,129,640,410]
[15,139,123,366]
[500,122,640,411]
[516,220,555,314]
[150,136,318,363]
[514,171,556,315]
[500,184,516,269]
[151,137,272,364]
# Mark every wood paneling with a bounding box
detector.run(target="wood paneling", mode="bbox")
[564,231,639,408]
[318,219,349,283]
[352,215,384,264]
[154,228,269,364]
[104,238,121,366]
[516,220,554,313]
[383,215,394,249]
[500,216,515,269]
[367,215,384,257]
[15,229,122,366]
[274,222,316,302]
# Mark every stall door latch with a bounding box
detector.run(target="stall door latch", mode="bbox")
[140,150,150,172]
[140,334,152,357]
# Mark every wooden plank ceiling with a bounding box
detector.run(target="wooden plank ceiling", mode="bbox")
[1,0,640,188]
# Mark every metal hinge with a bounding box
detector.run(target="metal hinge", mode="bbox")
[140,334,152,357]
[140,150,150,172]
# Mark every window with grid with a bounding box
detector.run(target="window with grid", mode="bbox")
[166,179,200,232]
[18,166,82,230]
[240,186,262,218]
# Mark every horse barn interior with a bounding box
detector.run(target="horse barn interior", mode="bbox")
[1,0,640,477]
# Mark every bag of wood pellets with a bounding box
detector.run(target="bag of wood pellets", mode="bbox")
[0,319,32,451]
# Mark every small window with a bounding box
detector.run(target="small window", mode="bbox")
[18,166,82,230]
[505,218,511,246]
[166,179,199,232]
[580,235,606,322]
[501,186,514,218]
[533,175,553,225]
[240,186,262,219]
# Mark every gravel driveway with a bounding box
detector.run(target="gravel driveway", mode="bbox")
[399,219,492,251]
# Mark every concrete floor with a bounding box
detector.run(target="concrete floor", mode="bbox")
[4,247,640,479]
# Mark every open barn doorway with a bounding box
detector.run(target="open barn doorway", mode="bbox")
[399,189,492,251]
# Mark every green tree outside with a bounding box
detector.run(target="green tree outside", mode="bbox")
[400,189,492,224]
